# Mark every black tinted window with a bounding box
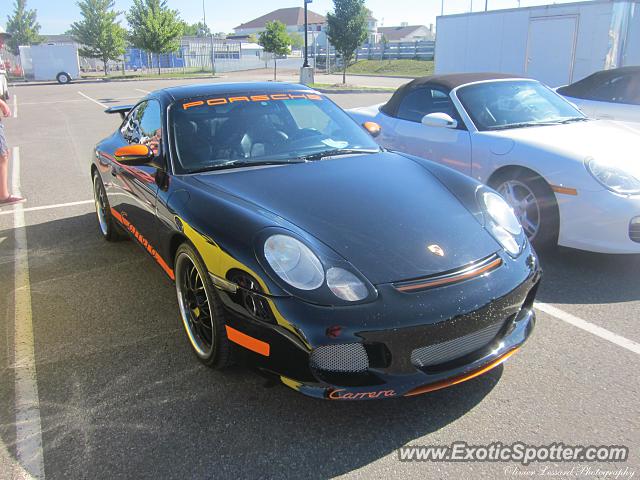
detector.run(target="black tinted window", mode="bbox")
[169,92,379,174]
[396,88,457,123]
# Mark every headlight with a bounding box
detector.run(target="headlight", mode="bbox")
[326,267,368,301]
[586,158,640,195]
[264,234,324,290]
[481,191,524,256]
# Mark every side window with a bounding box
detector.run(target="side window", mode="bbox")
[122,100,163,156]
[120,105,141,143]
[396,87,459,124]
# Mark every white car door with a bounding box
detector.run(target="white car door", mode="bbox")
[389,86,472,175]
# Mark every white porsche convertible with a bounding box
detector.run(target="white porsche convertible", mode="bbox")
[349,73,640,254]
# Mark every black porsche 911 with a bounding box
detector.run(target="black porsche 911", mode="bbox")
[91,82,541,400]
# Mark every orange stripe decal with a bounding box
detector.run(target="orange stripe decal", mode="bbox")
[550,185,578,196]
[225,325,270,357]
[404,348,519,397]
[396,257,502,292]
[110,207,175,280]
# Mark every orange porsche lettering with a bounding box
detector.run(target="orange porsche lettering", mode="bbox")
[206,97,227,106]
[110,208,175,280]
[182,100,204,110]
[181,93,324,111]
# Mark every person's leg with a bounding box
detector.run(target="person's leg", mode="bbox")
[0,149,8,200]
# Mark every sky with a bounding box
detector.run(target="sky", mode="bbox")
[2,0,588,35]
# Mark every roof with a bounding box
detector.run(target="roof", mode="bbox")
[234,7,326,30]
[558,66,640,98]
[42,34,76,44]
[160,82,313,101]
[408,72,522,90]
[378,25,430,41]
[381,73,523,115]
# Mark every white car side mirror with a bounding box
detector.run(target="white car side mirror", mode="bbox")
[421,112,458,129]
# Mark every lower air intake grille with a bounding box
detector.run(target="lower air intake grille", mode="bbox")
[630,218,640,243]
[310,343,369,372]
[411,321,504,368]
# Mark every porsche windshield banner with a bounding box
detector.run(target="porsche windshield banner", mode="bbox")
[182,92,323,110]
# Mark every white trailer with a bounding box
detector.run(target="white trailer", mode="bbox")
[19,44,80,84]
[435,0,640,87]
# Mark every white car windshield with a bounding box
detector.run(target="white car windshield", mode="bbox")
[456,80,586,131]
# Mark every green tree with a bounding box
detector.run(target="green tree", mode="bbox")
[6,0,42,56]
[327,0,368,83]
[181,21,210,37]
[258,21,290,81]
[246,33,258,44]
[289,31,304,50]
[126,0,184,75]
[71,0,126,76]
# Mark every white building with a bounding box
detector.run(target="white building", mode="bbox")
[435,0,640,87]
[234,7,328,47]
[377,24,435,43]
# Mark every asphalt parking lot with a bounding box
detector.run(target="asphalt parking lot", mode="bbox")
[0,75,638,479]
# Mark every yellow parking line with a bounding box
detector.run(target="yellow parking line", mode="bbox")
[11,146,45,479]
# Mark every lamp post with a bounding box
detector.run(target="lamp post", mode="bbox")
[303,0,311,68]
[202,0,215,75]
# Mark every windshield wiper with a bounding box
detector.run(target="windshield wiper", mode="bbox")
[187,160,305,174]
[297,148,380,161]
[557,117,589,124]
[489,117,589,130]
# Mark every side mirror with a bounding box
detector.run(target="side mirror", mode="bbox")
[362,121,381,138]
[114,144,153,165]
[421,112,458,129]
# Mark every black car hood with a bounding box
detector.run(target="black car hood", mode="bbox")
[191,153,500,284]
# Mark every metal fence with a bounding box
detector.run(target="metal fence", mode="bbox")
[356,41,435,61]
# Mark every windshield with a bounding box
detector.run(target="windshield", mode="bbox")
[169,91,379,173]
[456,80,585,131]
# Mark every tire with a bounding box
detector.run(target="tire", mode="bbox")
[92,172,125,241]
[56,72,71,84]
[491,169,559,251]
[175,243,233,369]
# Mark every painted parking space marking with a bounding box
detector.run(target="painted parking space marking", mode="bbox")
[135,88,151,94]
[536,302,640,356]
[12,94,18,119]
[77,91,107,108]
[11,146,45,479]
[20,96,141,106]
[0,199,93,216]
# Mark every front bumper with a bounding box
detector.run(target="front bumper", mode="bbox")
[216,248,541,400]
[557,188,640,253]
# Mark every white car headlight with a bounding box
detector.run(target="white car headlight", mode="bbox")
[326,267,368,301]
[481,191,523,255]
[264,234,324,290]
[586,158,640,195]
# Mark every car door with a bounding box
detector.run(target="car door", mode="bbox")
[390,86,472,174]
[108,99,164,247]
